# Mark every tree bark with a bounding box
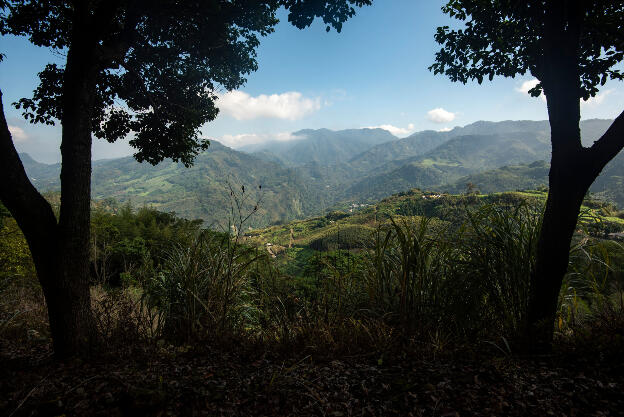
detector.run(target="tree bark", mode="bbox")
[527,1,624,351]
[1,89,95,357]
[0,5,99,357]
[47,7,99,357]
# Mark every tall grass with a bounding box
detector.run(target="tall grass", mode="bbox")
[135,200,618,352]
[354,203,543,343]
[140,230,260,341]
[456,203,541,338]
[361,216,455,333]
[64,200,624,355]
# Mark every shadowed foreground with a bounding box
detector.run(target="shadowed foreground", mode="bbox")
[1,342,623,417]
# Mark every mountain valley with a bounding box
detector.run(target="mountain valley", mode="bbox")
[20,119,621,227]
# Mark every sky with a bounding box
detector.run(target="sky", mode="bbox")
[1,0,622,163]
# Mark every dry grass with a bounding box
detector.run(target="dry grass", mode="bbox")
[0,276,49,345]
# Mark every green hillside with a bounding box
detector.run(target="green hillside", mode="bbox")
[20,119,624,229]
[346,130,454,173]
[244,189,624,277]
[443,161,551,194]
[21,141,329,228]
[345,119,554,174]
[342,131,550,201]
[336,119,614,203]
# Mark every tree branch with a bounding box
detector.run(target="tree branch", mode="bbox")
[0,89,58,267]
[587,109,624,174]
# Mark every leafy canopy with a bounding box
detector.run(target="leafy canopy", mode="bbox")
[0,0,370,166]
[429,0,624,100]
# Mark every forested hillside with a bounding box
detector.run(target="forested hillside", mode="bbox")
[21,141,328,228]
[20,119,622,227]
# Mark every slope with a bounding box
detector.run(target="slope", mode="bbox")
[20,141,328,228]
[242,128,397,166]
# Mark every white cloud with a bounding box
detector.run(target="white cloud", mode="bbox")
[8,125,28,142]
[517,77,613,107]
[516,78,546,102]
[366,123,415,137]
[218,132,302,148]
[217,91,321,120]
[427,108,456,123]
[581,90,613,108]
[437,127,452,132]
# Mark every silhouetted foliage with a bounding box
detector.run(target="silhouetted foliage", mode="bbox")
[430,0,624,351]
[0,0,371,358]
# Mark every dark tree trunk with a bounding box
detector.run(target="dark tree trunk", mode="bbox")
[527,140,590,351]
[1,90,95,357]
[527,1,624,351]
[527,1,586,352]
[0,6,99,357]
[45,10,100,358]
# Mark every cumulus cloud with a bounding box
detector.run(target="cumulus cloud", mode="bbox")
[581,90,613,108]
[517,77,613,107]
[427,108,456,124]
[217,91,321,120]
[437,127,452,132]
[8,125,28,142]
[218,132,302,148]
[516,78,546,102]
[366,123,415,137]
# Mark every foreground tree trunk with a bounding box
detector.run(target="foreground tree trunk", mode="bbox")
[0,10,98,357]
[50,15,99,357]
[0,92,94,358]
[527,2,624,351]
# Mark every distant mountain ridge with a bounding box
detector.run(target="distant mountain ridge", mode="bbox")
[19,118,623,227]
[241,128,397,166]
[336,119,612,202]
[20,141,328,228]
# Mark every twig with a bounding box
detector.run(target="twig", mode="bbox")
[9,373,51,417]
[62,375,101,397]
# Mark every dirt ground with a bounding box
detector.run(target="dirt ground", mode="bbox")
[2,341,623,417]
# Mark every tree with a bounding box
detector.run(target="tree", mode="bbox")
[0,0,371,358]
[430,0,624,350]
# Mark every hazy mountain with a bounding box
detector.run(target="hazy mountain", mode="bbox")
[342,131,550,201]
[19,153,61,191]
[339,119,614,202]
[344,162,469,201]
[590,151,624,208]
[241,128,397,166]
[20,141,329,228]
[347,130,454,174]
[346,120,553,174]
[19,119,622,228]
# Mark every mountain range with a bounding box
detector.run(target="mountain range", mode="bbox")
[19,119,622,227]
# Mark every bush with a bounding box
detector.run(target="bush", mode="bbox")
[325,210,350,222]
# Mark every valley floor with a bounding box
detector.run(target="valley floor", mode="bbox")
[1,343,623,417]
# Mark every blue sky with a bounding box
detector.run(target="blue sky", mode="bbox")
[1,0,622,163]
